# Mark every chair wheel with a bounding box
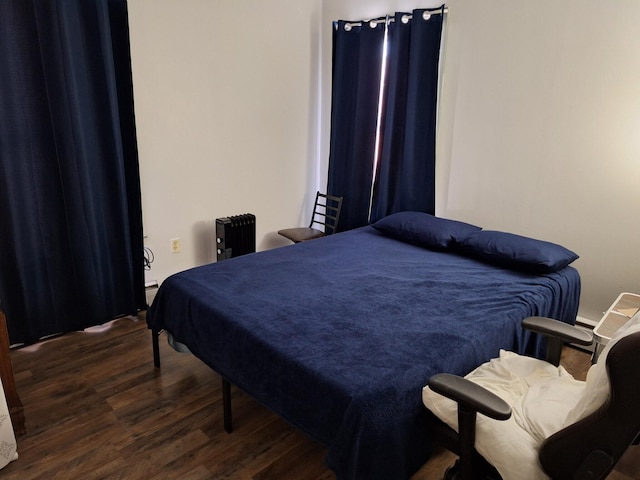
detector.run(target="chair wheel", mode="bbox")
[444,460,460,480]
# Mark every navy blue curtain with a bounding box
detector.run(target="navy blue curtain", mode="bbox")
[0,0,145,345]
[326,20,385,232]
[371,10,443,222]
[327,8,444,230]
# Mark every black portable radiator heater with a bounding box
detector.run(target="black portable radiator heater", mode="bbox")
[215,213,256,261]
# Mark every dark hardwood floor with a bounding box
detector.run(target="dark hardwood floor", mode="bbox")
[2,313,638,479]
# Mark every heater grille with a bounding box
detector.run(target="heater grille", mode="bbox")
[215,214,256,261]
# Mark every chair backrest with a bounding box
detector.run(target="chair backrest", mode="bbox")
[308,191,343,235]
[539,329,640,479]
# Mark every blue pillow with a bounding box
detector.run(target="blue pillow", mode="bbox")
[456,230,579,273]
[372,211,482,250]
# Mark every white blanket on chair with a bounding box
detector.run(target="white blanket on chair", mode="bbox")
[423,350,584,480]
[423,313,640,480]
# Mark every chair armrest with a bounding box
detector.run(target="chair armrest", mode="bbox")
[522,316,593,366]
[428,373,511,421]
[522,316,593,346]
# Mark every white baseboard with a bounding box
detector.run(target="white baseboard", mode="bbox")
[576,315,597,328]
[145,281,159,307]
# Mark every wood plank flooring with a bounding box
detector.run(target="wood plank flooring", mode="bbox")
[1,313,638,479]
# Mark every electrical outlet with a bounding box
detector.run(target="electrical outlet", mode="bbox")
[170,238,181,253]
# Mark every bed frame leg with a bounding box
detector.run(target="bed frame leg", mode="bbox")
[152,328,232,432]
[222,377,232,433]
[152,329,160,368]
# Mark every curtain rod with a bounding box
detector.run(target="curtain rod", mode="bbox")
[340,6,448,31]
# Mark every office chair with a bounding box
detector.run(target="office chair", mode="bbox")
[278,191,343,243]
[422,314,640,480]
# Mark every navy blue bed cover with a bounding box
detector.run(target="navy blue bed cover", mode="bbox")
[147,226,580,479]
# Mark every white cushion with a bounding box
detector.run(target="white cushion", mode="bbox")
[514,374,584,444]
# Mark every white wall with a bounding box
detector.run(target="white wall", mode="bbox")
[130,0,640,322]
[440,0,640,322]
[128,0,322,285]
[321,1,640,322]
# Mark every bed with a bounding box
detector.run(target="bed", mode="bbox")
[146,212,581,479]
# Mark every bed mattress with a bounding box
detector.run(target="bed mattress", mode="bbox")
[147,226,580,479]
